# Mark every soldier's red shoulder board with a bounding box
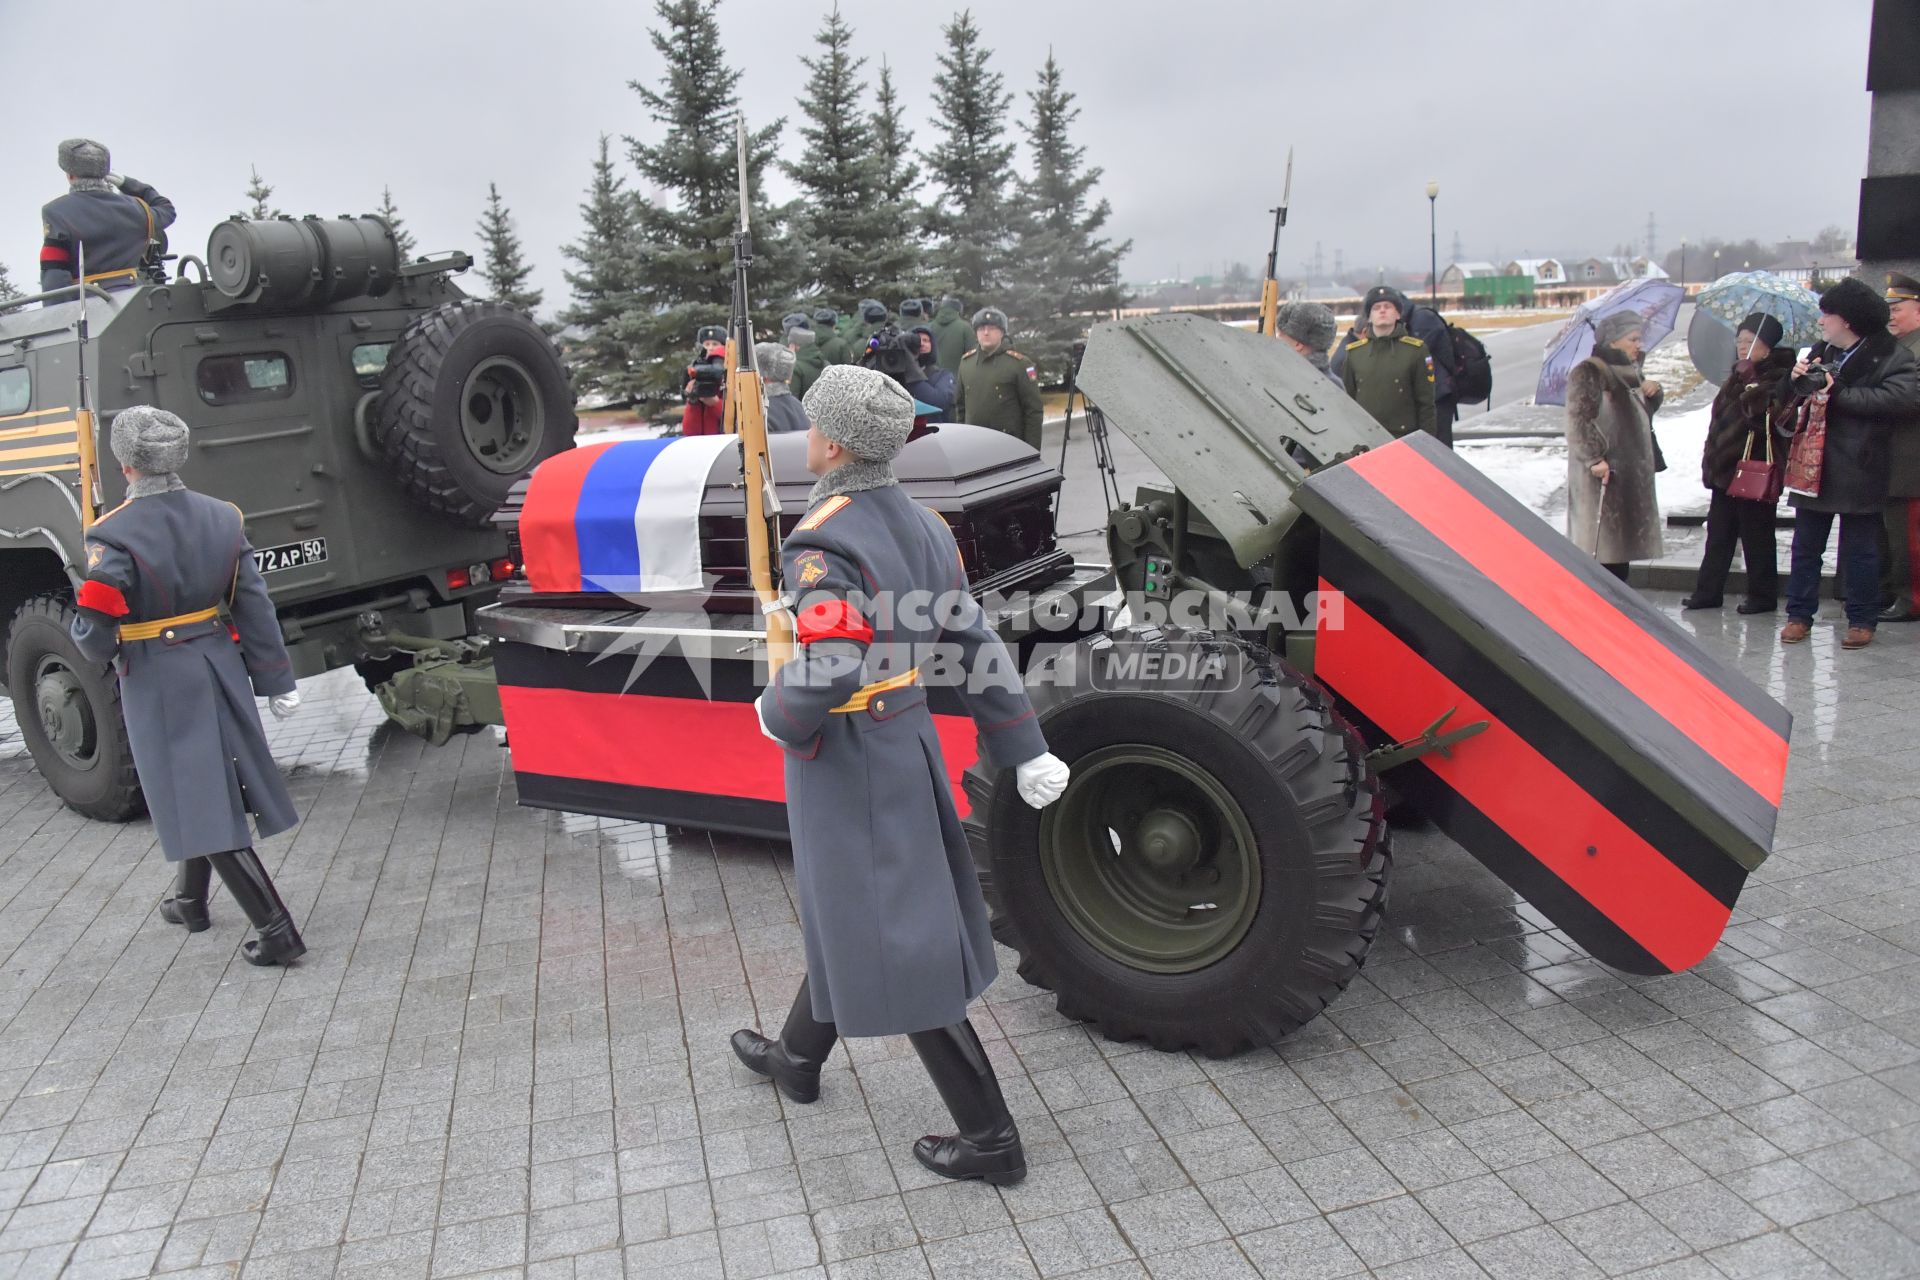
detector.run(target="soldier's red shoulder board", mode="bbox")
[796,494,852,532]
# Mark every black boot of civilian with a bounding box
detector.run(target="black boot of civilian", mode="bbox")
[907,1020,1025,1186]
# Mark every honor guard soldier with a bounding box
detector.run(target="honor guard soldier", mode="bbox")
[70,407,307,965]
[954,307,1046,450]
[1342,286,1438,440]
[736,365,1071,1186]
[40,139,175,293]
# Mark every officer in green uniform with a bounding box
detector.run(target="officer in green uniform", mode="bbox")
[954,307,1046,450]
[1341,286,1437,439]
[813,308,853,366]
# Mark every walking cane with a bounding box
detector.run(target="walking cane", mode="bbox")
[1592,471,1610,558]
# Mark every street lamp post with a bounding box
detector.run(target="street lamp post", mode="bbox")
[1679,238,1687,291]
[1426,180,1440,309]
[1712,248,1721,280]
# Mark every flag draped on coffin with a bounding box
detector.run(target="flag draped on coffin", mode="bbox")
[518,435,739,594]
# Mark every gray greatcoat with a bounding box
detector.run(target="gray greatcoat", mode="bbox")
[71,484,299,860]
[1565,345,1665,564]
[759,482,1047,1038]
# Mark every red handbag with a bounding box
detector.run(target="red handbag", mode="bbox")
[1784,394,1827,498]
[1726,410,1784,503]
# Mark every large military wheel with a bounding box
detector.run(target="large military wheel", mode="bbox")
[5,595,144,822]
[375,300,576,526]
[965,626,1390,1057]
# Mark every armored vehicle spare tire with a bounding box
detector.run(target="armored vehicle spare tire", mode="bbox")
[965,627,1390,1057]
[6,595,144,822]
[375,300,576,526]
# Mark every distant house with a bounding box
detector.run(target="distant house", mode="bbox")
[1289,280,1360,303]
[1566,256,1671,285]
[1766,244,1858,285]
[1503,258,1567,286]
[1439,261,1498,291]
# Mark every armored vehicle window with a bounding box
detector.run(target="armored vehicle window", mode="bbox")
[351,342,392,386]
[198,353,294,405]
[0,368,26,417]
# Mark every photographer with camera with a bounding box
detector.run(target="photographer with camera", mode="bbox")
[1776,277,1919,650]
[911,325,956,422]
[857,321,935,410]
[682,325,728,437]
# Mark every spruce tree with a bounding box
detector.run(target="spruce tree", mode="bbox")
[873,58,920,206]
[784,4,918,312]
[620,0,791,400]
[475,183,544,317]
[921,10,1015,301]
[1007,52,1130,379]
[0,261,18,302]
[560,136,645,400]
[377,186,418,259]
[242,165,284,220]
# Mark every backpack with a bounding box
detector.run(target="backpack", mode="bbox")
[1440,317,1493,404]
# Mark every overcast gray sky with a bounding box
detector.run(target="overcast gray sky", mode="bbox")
[1,0,1875,309]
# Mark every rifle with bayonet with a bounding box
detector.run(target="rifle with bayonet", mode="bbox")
[1256,147,1294,339]
[723,115,795,677]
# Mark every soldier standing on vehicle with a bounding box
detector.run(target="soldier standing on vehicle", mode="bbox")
[954,307,1046,450]
[1342,286,1437,439]
[735,365,1070,1186]
[69,407,307,966]
[40,139,175,293]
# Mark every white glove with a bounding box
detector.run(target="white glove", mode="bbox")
[105,172,125,189]
[1015,752,1071,809]
[753,692,782,744]
[269,691,301,720]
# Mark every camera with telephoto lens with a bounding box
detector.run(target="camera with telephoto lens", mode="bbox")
[686,354,726,399]
[858,324,927,390]
[1791,361,1837,395]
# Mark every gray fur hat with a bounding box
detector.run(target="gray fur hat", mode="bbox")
[755,341,796,384]
[1272,301,1337,353]
[972,306,1009,332]
[786,326,817,349]
[801,365,913,462]
[1594,311,1645,347]
[110,405,190,475]
[58,138,110,179]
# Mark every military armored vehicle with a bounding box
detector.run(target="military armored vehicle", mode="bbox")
[481,313,1791,1058]
[0,215,575,820]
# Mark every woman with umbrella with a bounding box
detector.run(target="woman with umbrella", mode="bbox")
[1683,314,1795,613]
[1566,311,1665,579]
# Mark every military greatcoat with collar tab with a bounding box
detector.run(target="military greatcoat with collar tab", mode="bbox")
[758,483,1047,1038]
[69,485,299,861]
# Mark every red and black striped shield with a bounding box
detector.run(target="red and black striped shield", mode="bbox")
[1295,433,1791,975]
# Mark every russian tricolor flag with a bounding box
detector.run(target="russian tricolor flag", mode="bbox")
[519,435,739,594]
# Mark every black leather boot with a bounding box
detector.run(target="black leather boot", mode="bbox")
[159,858,212,932]
[732,978,837,1103]
[208,849,305,966]
[907,1020,1025,1186]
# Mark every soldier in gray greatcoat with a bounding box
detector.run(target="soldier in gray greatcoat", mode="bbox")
[733,365,1071,1186]
[70,407,308,965]
[40,139,175,292]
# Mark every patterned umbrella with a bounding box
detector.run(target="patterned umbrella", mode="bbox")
[1534,278,1686,407]
[1694,270,1822,347]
